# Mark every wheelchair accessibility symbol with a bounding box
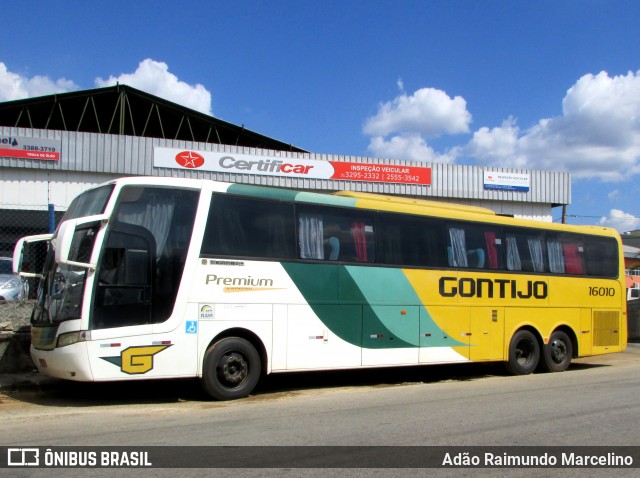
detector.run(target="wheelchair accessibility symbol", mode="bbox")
[186,321,198,334]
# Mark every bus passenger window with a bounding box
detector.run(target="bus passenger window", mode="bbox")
[297,206,375,263]
[202,195,296,259]
[584,236,618,277]
[547,234,585,275]
[378,213,445,267]
[505,230,545,273]
[447,224,502,270]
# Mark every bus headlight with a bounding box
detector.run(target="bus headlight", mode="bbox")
[56,330,91,348]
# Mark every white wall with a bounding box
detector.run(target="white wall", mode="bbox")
[0,169,120,211]
[0,169,555,221]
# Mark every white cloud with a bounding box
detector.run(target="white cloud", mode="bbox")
[0,59,213,116]
[366,71,640,180]
[0,62,78,101]
[467,70,640,181]
[367,133,458,163]
[599,209,640,233]
[364,87,471,138]
[95,59,212,116]
[465,117,524,167]
[364,86,471,161]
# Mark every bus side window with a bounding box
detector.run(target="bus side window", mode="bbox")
[297,206,375,263]
[548,234,585,275]
[378,213,445,267]
[584,236,618,278]
[505,229,545,273]
[202,195,295,260]
[447,224,502,270]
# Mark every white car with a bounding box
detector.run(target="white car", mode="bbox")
[0,257,28,301]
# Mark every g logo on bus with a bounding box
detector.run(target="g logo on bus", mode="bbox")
[101,345,172,375]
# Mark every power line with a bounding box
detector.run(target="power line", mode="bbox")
[566,214,640,220]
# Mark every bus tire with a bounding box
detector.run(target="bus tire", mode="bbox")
[540,330,573,372]
[505,330,540,375]
[201,337,261,401]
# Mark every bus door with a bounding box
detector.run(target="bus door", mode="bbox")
[88,186,200,380]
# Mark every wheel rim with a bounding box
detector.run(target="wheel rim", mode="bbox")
[549,338,568,365]
[216,352,248,388]
[515,338,535,367]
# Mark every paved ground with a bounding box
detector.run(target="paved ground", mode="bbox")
[2,342,639,398]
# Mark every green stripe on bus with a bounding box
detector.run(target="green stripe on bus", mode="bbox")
[226,183,300,201]
[227,183,358,207]
[344,266,465,347]
[282,263,464,349]
[294,192,358,207]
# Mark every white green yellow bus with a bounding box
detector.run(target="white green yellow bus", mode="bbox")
[14,176,627,400]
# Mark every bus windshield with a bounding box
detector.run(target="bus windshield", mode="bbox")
[31,184,114,326]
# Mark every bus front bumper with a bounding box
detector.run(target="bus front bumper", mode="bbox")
[30,343,93,381]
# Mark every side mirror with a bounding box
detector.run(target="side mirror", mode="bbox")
[13,233,54,278]
[55,215,108,269]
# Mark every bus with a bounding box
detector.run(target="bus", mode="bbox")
[13,176,627,400]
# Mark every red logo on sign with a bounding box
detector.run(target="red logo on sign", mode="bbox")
[175,151,205,169]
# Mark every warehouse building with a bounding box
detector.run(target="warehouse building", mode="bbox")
[0,85,570,256]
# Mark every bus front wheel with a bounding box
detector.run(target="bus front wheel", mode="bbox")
[540,330,573,372]
[201,337,261,400]
[505,330,540,375]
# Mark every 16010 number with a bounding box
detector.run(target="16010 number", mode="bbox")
[588,286,616,297]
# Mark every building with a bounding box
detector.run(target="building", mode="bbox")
[0,85,570,256]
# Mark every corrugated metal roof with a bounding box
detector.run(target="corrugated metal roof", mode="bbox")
[0,85,305,152]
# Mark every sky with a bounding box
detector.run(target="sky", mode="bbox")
[2,0,640,231]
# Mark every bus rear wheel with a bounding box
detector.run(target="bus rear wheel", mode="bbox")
[201,337,261,400]
[505,330,540,375]
[540,330,573,372]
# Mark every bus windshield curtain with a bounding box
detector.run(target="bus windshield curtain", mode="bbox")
[528,238,545,272]
[547,240,565,273]
[299,214,324,259]
[351,222,368,262]
[449,228,468,267]
[562,242,584,274]
[117,199,174,257]
[484,231,498,269]
[506,235,521,270]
